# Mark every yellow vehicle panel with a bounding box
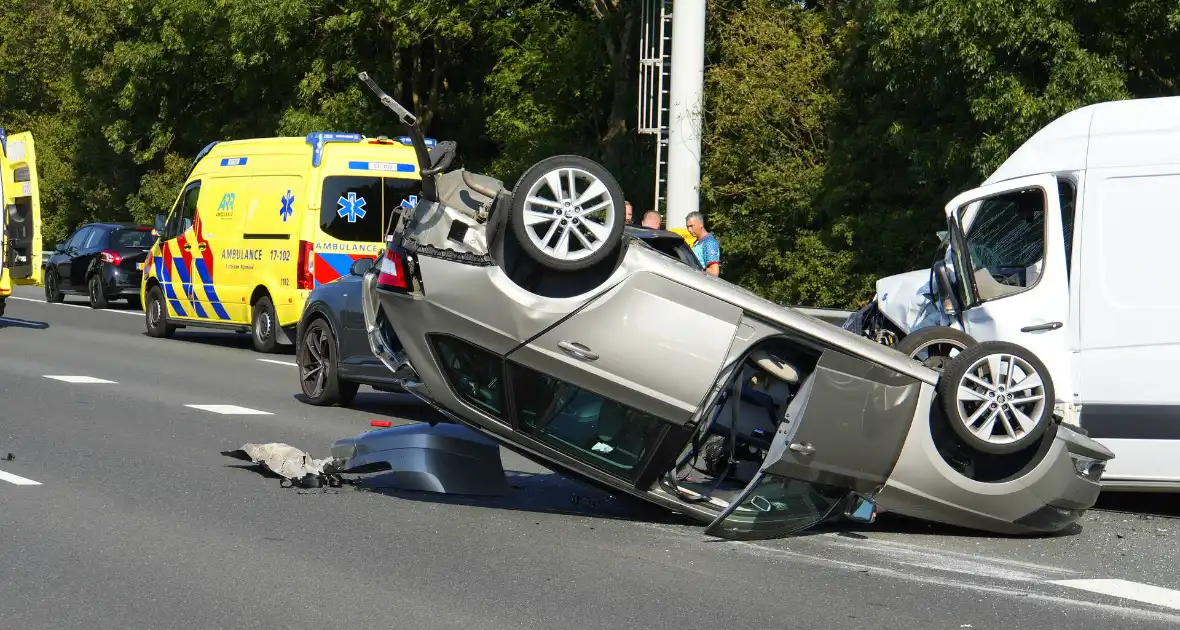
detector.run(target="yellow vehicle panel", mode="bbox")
[0,130,43,298]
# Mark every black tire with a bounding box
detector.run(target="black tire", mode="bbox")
[145,285,176,338]
[510,155,626,272]
[127,295,142,310]
[251,295,279,353]
[937,340,1055,456]
[44,268,63,303]
[88,274,109,309]
[897,326,977,372]
[0,298,5,318]
[298,319,359,406]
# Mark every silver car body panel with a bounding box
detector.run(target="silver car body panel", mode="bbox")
[362,188,1112,536]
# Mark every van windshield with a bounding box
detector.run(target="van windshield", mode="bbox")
[320,176,422,242]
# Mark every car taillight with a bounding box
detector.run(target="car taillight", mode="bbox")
[100,250,123,265]
[297,240,315,290]
[377,247,409,291]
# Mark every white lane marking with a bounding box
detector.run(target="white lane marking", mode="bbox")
[0,468,42,486]
[185,404,273,415]
[10,296,140,316]
[43,375,118,384]
[1052,579,1180,611]
[257,358,297,367]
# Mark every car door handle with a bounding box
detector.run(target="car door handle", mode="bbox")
[789,442,815,456]
[557,341,599,362]
[1020,322,1063,333]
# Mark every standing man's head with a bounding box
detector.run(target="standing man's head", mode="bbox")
[686,211,708,239]
[625,201,633,224]
[641,211,661,229]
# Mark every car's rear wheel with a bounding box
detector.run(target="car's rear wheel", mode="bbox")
[251,296,279,353]
[145,285,176,338]
[298,319,358,406]
[509,155,626,272]
[88,274,109,309]
[937,340,1054,455]
[44,269,63,303]
[896,326,977,372]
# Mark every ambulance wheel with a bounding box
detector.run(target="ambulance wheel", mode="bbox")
[145,285,176,338]
[938,341,1054,456]
[510,155,626,272]
[88,275,109,309]
[251,295,280,353]
[298,319,359,406]
[44,269,64,303]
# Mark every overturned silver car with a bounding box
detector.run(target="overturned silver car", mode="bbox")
[347,72,1113,540]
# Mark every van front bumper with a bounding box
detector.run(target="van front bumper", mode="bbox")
[0,268,12,297]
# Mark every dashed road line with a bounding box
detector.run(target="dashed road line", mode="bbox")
[10,296,140,316]
[257,358,297,367]
[0,468,42,486]
[43,375,118,384]
[185,404,273,415]
[1052,579,1180,612]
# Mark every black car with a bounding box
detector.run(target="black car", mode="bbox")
[43,222,155,309]
[295,226,701,407]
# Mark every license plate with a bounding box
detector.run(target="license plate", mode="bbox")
[136,262,144,271]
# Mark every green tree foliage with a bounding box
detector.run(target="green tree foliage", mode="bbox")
[2,0,1177,306]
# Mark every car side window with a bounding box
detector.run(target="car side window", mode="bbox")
[165,183,201,240]
[957,187,1046,301]
[65,227,91,252]
[509,363,668,482]
[82,227,107,250]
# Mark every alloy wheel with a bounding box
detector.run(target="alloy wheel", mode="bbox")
[953,352,1047,447]
[521,167,616,263]
[300,327,330,398]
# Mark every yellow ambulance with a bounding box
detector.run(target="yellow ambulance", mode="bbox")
[143,132,425,352]
[0,129,43,318]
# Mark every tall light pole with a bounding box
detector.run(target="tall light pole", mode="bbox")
[664,0,706,239]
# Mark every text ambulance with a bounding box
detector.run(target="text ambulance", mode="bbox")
[144,132,424,352]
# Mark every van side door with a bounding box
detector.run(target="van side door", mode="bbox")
[944,174,1072,400]
[157,182,202,318]
[2,132,42,284]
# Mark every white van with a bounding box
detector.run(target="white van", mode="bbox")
[848,96,1180,490]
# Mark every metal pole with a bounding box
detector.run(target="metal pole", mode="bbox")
[664,0,706,237]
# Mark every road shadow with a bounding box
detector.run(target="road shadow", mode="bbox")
[149,330,297,355]
[292,392,440,424]
[1095,491,1180,520]
[359,468,697,525]
[0,316,49,330]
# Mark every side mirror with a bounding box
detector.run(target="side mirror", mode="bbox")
[153,213,166,235]
[933,260,961,316]
[53,242,66,253]
[350,257,375,277]
[843,493,878,524]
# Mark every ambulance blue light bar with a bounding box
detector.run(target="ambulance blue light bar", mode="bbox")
[396,136,437,148]
[306,132,364,167]
[0,127,7,157]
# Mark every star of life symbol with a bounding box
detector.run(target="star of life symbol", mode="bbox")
[279,190,295,222]
[337,192,367,223]
[400,195,418,212]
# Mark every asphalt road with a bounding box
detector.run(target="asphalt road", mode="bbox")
[3,285,1180,629]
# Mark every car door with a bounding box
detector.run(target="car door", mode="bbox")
[502,271,743,483]
[72,226,109,288]
[944,174,1072,398]
[56,227,92,291]
[158,182,202,318]
[702,344,931,540]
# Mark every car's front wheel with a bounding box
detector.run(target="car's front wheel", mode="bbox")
[896,326,977,372]
[937,340,1054,455]
[145,285,176,338]
[298,319,359,406]
[44,268,63,303]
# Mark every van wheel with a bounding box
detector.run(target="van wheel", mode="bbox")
[896,327,977,372]
[145,285,176,338]
[510,155,626,272]
[251,296,279,353]
[937,341,1054,455]
[298,319,359,406]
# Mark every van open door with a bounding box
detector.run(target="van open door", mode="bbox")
[1,130,43,286]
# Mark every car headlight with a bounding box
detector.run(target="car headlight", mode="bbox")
[1071,455,1106,481]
